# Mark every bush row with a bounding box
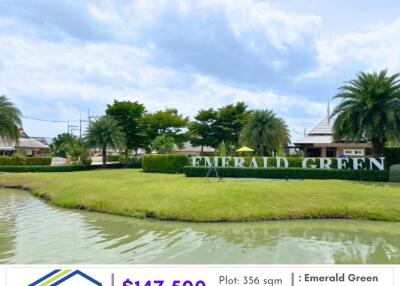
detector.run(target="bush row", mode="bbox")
[183,167,389,182]
[107,155,122,162]
[141,154,390,174]
[119,157,142,169]
[191,156,386,170]
[0,156,52,166]
[142,154,189,173]
[0,165,97,173]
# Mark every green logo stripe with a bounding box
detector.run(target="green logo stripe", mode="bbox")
[37,270,73,286]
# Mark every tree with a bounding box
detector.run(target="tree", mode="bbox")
[188,108,218,154]
[144,108,189,150]
[50,133,77,157]
[105,100,146,157]
[214,102,249,152]
[240,110,290,156]
[86,116,126,167]
[0,95,22,142]
[332,70,400,156]
[62,138,89,165]
[151,135,175,154]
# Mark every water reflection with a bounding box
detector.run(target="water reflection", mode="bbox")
[0,189,399,264]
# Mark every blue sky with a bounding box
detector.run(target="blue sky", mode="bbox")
[1,0,400,141]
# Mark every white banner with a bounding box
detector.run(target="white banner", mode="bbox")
[2,265,399,286]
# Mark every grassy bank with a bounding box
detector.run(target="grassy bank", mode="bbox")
[1,169,400,222]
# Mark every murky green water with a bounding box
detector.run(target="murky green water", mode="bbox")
[0,188,399,264]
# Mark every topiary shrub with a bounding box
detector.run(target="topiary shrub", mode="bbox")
[142,154,189,173]
[389,164,400,182]
[183,167,389,182]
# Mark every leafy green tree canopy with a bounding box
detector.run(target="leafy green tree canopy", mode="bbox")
[332,70,400,156]
[214,102,249,151]
[0,95,22,142]
[106,100,146,154]
[189,108,218,153]
[151,135,175,154]
[145,108,189,148]
[50,133,77,157]
[240,109,290,155]
[86,116,126,166]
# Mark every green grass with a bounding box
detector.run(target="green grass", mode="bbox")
[1,169,400,222]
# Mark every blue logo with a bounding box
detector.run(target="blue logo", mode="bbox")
[28,269,102,286]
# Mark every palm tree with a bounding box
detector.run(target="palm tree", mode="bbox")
[0,95,22,142]
[332,70,400,156]
[240,110,290,156]
[151,135,175,154]
[86,116,125,167]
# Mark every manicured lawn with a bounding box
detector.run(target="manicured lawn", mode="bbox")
[1,169,400,222]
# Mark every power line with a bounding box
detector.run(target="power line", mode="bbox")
[22,116,83,123]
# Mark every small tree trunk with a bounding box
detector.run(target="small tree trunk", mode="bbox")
[102,146,107,167]
[125,148,129,159]
[201,145,204,156]
[371,138,385,157]
[259,144,263,156]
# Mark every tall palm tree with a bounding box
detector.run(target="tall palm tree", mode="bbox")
[240,110,290,156]
[332,70,400,156]
[86,116,125,167]
[0,95,22,142]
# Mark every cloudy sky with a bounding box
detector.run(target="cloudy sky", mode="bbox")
[1,0,400,141]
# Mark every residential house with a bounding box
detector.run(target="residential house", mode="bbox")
[294,117,372,157]
[0,129,50,157]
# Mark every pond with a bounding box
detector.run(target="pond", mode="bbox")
[1,188,399,264]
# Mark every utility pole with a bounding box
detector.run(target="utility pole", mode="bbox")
[67,120,79,136]
[79,113,82,139]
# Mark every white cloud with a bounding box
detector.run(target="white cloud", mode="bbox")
[215,0,322,50]
[300,17,400,79]
[0,29,326,138]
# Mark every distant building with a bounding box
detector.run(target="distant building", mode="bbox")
[294,117,372,157]
[172,142,215,156]
[0,129,50,157]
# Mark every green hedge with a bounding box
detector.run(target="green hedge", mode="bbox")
[389,164,400,182]
[0,165,96,173]
[119,157,142,169]
[143,154,189,173]
[0,156,52,166]
[107,155,122,162]
[192,156,386,170]
[183,167,389,182]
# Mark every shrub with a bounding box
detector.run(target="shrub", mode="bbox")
[389,164,400,182]
[143,154,189,173]
[0,156,51,166]
[81,157,92,166]
[107,155,122,162]
[384,147,400,167]
[183,167,389,182]
[25,157,52,166]
[119,157,142,169]
[0,165,96,173]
